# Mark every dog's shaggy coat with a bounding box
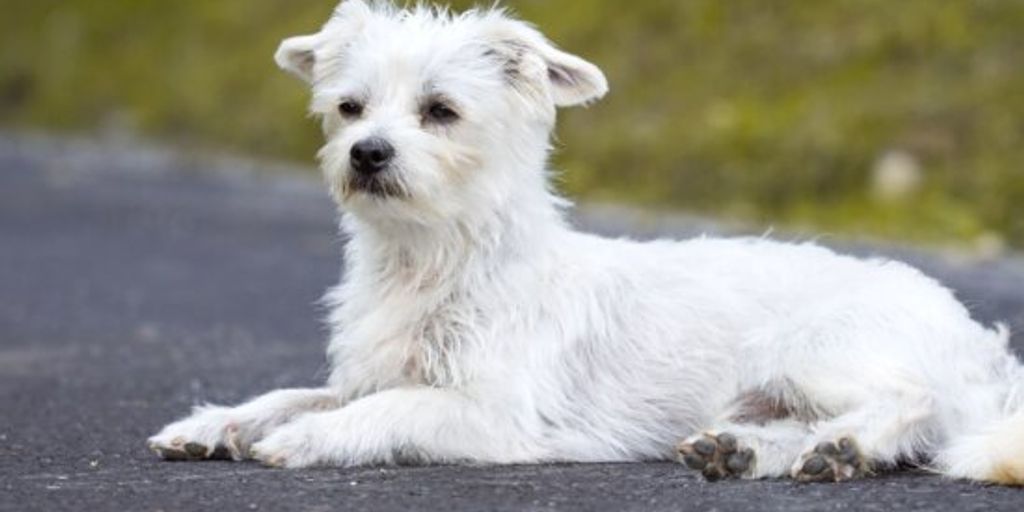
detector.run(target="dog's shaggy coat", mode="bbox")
[149,1,1024,485]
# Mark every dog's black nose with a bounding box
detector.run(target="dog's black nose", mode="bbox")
[350,138,395,175]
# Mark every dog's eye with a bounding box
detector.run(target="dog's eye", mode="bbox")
[424,101,459,124]
[339,100,364,118]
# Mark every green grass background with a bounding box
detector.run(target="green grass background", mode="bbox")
[3,0,1023,248]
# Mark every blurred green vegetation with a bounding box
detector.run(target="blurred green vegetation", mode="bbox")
[3,0,1023,249]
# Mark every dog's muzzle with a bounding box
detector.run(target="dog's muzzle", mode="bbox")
[350,137,395,176]
[346,137,404,198]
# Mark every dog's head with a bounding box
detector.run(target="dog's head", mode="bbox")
[276,0,607,225]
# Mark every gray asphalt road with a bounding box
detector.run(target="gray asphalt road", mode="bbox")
[2,134,1023,511]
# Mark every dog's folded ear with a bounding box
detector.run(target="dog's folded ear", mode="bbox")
[275,0,375,84]
[486,18,609,108]
[275,34,321,83]
[541,46,609,107]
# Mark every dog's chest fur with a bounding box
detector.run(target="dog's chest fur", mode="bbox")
[397,290,481,386]
[328,244,493,396]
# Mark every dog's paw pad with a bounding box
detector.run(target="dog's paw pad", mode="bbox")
[149,439,233,461]
[794,437,869,483]
[153,447,189,461]
[677,432,755,480]
[184,442,208,457]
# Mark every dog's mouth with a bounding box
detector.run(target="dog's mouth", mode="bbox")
[346,173,407,200]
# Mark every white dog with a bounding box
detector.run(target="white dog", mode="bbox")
[149,0,1024,485]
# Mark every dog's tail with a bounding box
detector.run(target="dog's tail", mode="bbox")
[936,326,1024,486]
[939,411,1024,485]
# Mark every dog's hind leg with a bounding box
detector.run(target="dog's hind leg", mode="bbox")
[679,381,937,482]
[148,388,341,461]
[789,393,937,482]
[678,400,935,482]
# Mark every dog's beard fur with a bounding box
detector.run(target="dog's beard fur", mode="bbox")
[148,0,1024,487]
[345,173,408,200]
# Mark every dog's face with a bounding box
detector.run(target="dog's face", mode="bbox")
[275,0,607,225]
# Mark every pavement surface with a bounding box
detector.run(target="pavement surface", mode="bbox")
[2,133,1024,511]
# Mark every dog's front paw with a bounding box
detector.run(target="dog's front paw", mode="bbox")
[250,417,325,469]
[147,406,242,461]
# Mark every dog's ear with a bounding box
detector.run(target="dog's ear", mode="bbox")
[487,18,609,107]
[275,0,375,84]
[275,34,321,83]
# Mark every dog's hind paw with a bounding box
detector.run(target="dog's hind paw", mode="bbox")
[792,437,870,483]
[677,432,756,480]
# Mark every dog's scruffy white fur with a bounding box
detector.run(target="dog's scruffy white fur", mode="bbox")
[149,0,1024,485]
